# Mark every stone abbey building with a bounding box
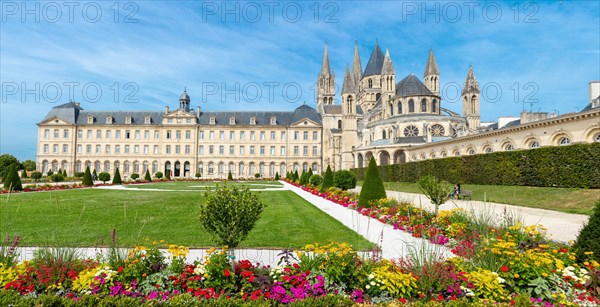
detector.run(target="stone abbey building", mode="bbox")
[37,42,600,178]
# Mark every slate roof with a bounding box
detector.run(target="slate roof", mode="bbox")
[323,105,342,114]
[369,139,391,146]
[395,75,435,97]
[394,136,427,144]
[424,49,439,76]
[363,43,385,77]
[41,103,321,126]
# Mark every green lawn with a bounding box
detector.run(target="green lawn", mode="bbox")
[125,181,282,191]
[0,187,372,249]
[367,181,600,215]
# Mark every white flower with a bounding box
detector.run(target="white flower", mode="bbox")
[366,285,371,289]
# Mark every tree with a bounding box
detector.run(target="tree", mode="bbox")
[417,175,452,216]
[92,169,98,180]
[98,172,111,184]
[165,170,171,180]
[334,170,357,191]
[274,172,280,180]
[309,174,323,186]
[47,170,54,177]
[155,171,163,179]
[293,170,299,181]
[0,154,19,180]
[254,173,261,179]
[51,173,65,183]
[82,166,94,186]
[144,170,152,182]
[320,165,334,192]
[199,185,265,249]
[31,171,42,182]
[358,157,387,208]
[574,200,600,262]
[195,172,201,179]
[228,171,233,180]
[62,169,67,177]
[22,160,36,171]
[3,164,22,191]
[130,173,140,180]
[113,168,122,185]
[21,168,28,179]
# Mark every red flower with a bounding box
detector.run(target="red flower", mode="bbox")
[118,266,123,273]
[500,265,509,273]
[223,269,231,277]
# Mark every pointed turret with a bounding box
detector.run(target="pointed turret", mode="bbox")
[352,41,362,86]
[363,41,385,77]
[321,44,331,75]
[179,87,190,111]
[462,65,479,95]
[341,64,356,94]
[424,49,439,77]
[381,49,395,75]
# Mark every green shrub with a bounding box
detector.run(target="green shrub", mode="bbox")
[199,185,265,248]
[333,170,357,191]
[195,172,202,178]
[165,170,171,180]
[155,171,163,179]
[293,170,299,181]
[113,168,122,184]
[98,172,111,183]
[82,166,94,186]
[574,200,600,261]
[62,169,67,177]
[309,174,323,186]
[144,170,152,182]
[130,173,140,180]
[92,169,97,180]
[47,170,54,177]
[74,172,85,178]
[254,173,261,178]
[3,164,22,191]
[418,175,452,216]
[31,171,42,182]
[275,172,280,180]
[51,173,64,182]
[228,171,233,180]
[299,170,311,186]
[20,169,27,178]
[358,157,387,207]
[321,165,334,192]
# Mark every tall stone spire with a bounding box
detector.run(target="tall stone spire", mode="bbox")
[321,44,331,75]
[424,48,439,77]
[462,65,480,95]
[341,64,356,94]
[352,41,362,86]
[381,49,395,75]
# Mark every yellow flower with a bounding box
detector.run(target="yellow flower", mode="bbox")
[584,251,594,255]
[514,273,520,278]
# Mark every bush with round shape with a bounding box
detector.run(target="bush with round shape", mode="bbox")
[82,166,94,186]
[195,172,201,178]
[334,170,357,191]
[31,171,42,182]
[155,171,163,179]
[358,157,387,208]
[309,174,323,186]
[199,185,265,249]
[98,172,111,184]
[254,173,260,179]
[113,168,122,185]
[321,165,334,192]
[144,170,152,182]
[51,173,65,183]
[130,173,140,181]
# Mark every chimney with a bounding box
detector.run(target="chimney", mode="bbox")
[165,106,169,114]
[197,105,201,117]
[590,81,600,107]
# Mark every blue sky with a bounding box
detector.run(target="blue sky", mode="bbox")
[1,1,599,160]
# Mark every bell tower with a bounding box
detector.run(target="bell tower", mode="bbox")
[462,66,480,130]
[316,44,335,113]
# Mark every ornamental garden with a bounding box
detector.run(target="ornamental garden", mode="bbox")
[0,149,599,306]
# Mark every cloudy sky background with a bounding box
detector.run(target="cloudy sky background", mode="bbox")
[1,1,599,160]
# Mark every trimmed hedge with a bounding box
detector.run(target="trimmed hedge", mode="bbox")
[353,143,600,189]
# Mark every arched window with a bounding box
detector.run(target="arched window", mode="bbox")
[382,130,387,139]
[368,79,373,88]
[389,103,394,116]
[559,137,571,146]
[471,95,477,113]
[485,147,493,153]
[421,99,427,112]
[337,120,342,129]
[104,161,110,172]
[398,102,403,114]
[595,133,600,142]
[530,141,540,148]
[208,162,214,174]
[346,96,353,113]
[504,144,514,151]
[432,99,438,113]
[408,99,415,113]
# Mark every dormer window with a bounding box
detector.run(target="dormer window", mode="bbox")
[87,116,94,124]
[125,116,132,124]
[270,117,277,125]
[106,116,112,124]
[209,117,216,125]
[229,117,236,125]
[145,116,151,124]
[250,117,256,125]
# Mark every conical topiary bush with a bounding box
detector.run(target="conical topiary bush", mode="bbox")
[320,165,334,192]
[82,166,94,186]
[358,157,387,208]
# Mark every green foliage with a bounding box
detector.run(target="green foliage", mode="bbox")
[82,166,94,186]
[299,170,311,186]
[228,171,233,180]
[112,168,122,184]
[155,171,163,179]
[333,170,357,191]
[293,170,299,181]
[98,172,111,183]
[31,171,42,182]
[195,172,202,178]
[62,169,67,177]
[165,170,171,180]
[22,159,36,171]
[0,154,19,180]
[274,172,280,180]
[3,164,22,191]
[358,157,387,208]
[254,173,261,178]
[47,170,53,177]
[20,169,27,178]
[417,175,452,215]
[574,200,600,261]
[130,173,140,180]
[353,143,600,189]
[199,185,265,248]
[92,169,97,179]
[309,174,323,186]
[320,165,334,192]
[144,170,152,182]
[51,173,64,183]
[74,172,84,178]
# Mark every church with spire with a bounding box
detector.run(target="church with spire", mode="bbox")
[317,42,479,170]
